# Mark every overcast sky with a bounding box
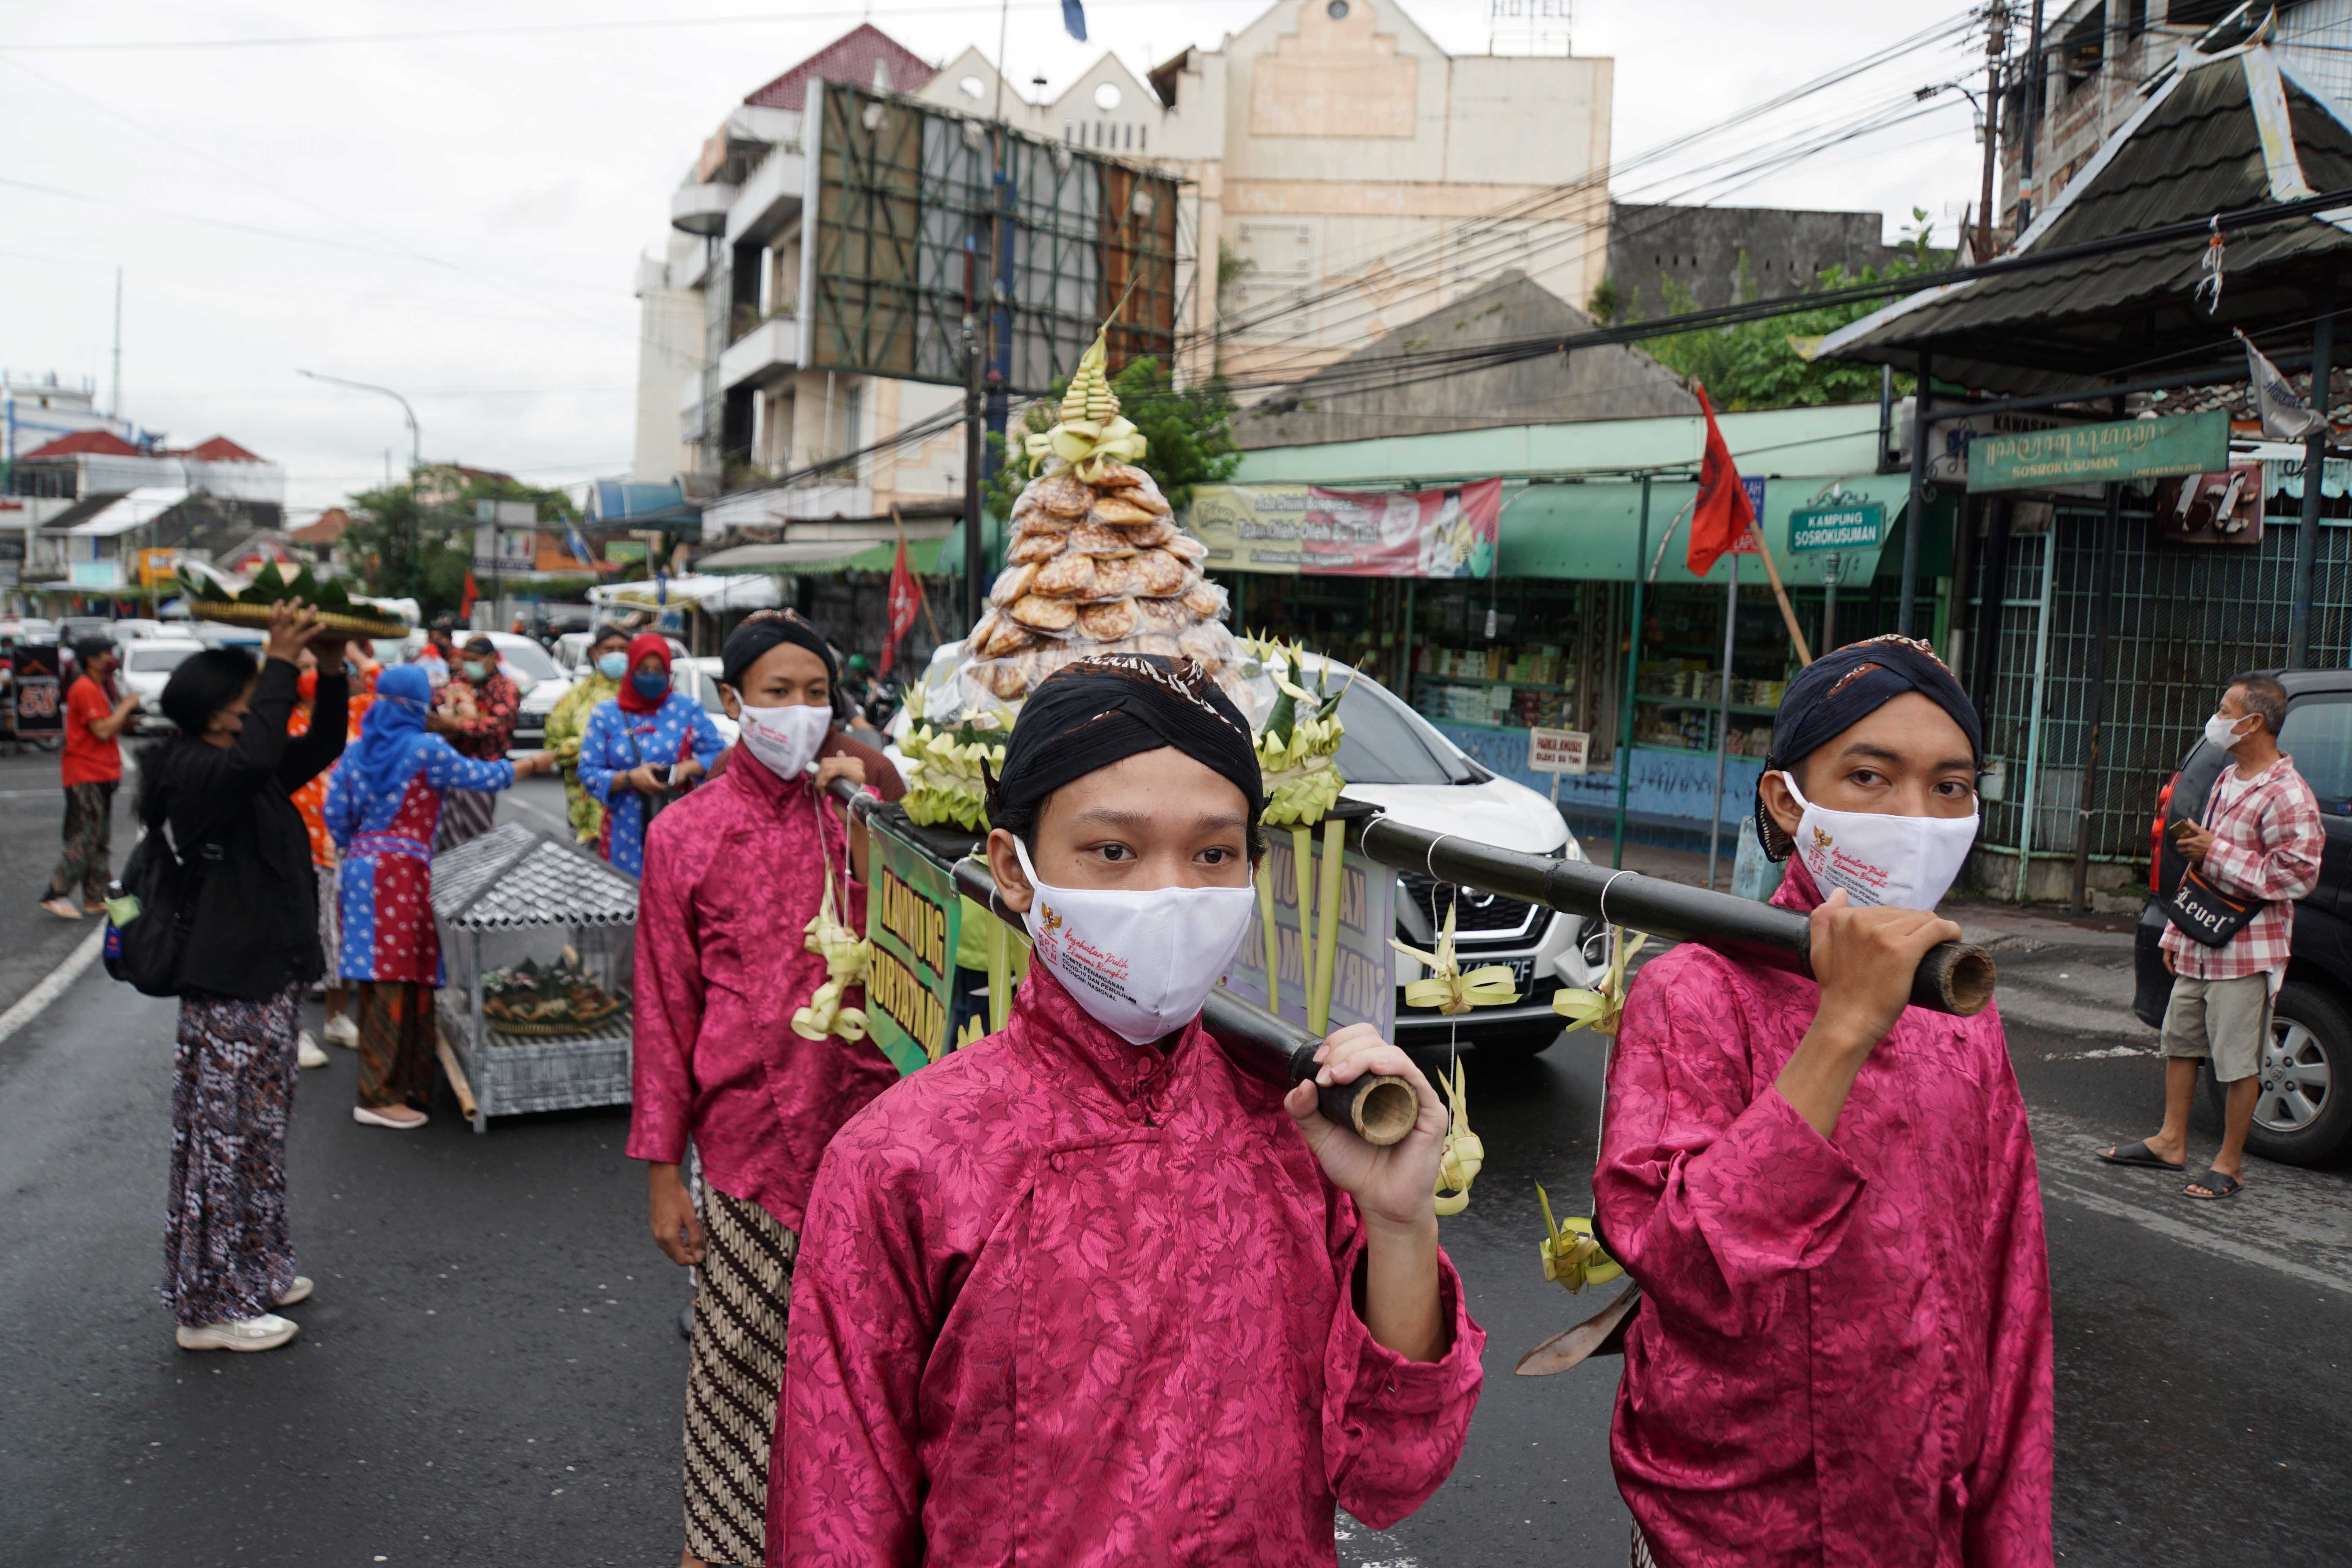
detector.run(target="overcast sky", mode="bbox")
[0,0,1987,515]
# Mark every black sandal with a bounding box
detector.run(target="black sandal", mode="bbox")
[2098,1140,2185,1171]
[2185,1168,2243,1200]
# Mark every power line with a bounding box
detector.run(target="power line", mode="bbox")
[0,0,1235,53]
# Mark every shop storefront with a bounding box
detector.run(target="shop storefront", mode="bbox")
[1189,469,1947,851]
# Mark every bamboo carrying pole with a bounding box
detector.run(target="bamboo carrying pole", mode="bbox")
[1745,523,1813,666]
[1351,815,1996,1017]
[946,859,1420,1145]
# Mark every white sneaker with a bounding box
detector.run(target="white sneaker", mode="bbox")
[297,1031,328,1069]
[175,1313,299,1352]
[276,1276,314,1307]
[323,1014,359,1049]
[353,1105,427,1130]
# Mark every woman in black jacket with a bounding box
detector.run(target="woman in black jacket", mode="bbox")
[142,602,348,1354]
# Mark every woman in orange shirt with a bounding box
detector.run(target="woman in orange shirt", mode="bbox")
[288,649,372,1065]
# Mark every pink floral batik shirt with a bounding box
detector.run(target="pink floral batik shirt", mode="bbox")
[1595,860,2054,1568]
[770,962,1486,1567]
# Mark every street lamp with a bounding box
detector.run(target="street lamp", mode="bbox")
[298,368,423,588]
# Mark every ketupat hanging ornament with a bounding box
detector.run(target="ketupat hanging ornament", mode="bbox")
[1552,924,1646,1037]
[1022,327,1148,483]
[1432,1059,1484,1216]
[1252,637,1352,829]
[1535,1182,1623,1292]
[1391,896,1523,1016]
[791,824,874,1044]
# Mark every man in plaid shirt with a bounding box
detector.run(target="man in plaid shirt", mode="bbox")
[2102,675,2322,1199]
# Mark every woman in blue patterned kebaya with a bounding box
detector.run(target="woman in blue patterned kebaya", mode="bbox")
[575,631,726,878]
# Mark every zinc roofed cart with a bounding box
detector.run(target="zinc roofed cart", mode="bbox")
[430,822,639,1132]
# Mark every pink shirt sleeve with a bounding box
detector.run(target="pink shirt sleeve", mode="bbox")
[1595,959,1866,1338]
[1319,1218,1486,1529]
[1962,1040,2056,1565]
[2201,782,2324,903]
[625,812,705,1167]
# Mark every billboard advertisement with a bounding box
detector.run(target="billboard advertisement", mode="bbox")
[1186,478,1502,577]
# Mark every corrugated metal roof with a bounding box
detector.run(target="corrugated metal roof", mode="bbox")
[1820,45,2352,395]
[431,822,639,929]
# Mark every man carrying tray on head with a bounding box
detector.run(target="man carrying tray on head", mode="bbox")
[1595,635,2053,1568]
[769,653,1484,1567]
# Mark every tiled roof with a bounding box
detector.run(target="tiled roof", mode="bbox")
[742,24,932,111]
[18,429,141,460]
[290,506,351,544]
[166,436,265,462]
[1822,47,2352,395]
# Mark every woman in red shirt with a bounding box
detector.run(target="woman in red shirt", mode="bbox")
[40,636,140,920]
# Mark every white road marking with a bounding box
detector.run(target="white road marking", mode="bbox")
[2043,1179,2352,1295]
[0,926,108,1047]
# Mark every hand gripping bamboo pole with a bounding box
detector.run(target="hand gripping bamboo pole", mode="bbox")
[1350,815,1995,1018]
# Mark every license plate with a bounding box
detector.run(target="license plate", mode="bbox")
[1503,957,1537,990]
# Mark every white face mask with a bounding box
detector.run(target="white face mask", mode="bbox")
[1777,771,1978,912]
[737,701,832,781]
[2204,711,2256,752]
[1010,836,1258,1045]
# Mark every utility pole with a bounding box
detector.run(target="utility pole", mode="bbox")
[1978,4,2007,260]
[2017,0,2047,228]
[962,313,985,636]
[110,268,123,421]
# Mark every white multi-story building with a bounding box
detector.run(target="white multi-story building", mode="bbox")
[627,4,1613,542]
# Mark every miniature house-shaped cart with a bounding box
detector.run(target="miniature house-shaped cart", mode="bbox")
[430,822,639,1132]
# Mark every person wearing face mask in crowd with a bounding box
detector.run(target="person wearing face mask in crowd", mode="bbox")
[546,622,630,846]
[432,633,522,850]
[2099,675,2321,1201]
[769,653,1483,1568]
[627,610,904,1568]
[325,665,557,1130]
[1595,635,2051,1568]
[576,632,726,878]
[40,636,140,920]
[140,602,348,1352]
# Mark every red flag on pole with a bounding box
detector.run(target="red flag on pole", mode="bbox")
[879,541,918,678]
[1685,383,1757,578]
[459,571,479,623]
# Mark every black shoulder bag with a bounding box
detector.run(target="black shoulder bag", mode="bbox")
[2161,782,2265,949]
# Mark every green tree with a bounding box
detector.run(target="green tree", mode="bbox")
[342,470,581,618]
[1640,209,1946,411]
[985,357,1243,517]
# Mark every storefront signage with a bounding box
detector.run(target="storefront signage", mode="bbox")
[1528,727,1590,775]
[1220,835,1396,1037]
[1185,479,1501,577]
[137,546,179,587]
[1970,409,2229,492]
[11,644,63,737]
[862,816,964,1075]
[1729,477,1765,555]
[69,560,126,589]
[472,525,537,573]
[1788,501,1886,552]
[604,540,649,564]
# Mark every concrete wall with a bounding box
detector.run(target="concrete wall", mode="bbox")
[1604,203,1913,318]
[1235,269,1694,448]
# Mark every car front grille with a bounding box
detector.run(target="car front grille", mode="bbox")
[1397,869,1546,947]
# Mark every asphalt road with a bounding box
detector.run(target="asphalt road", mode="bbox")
[2,773,2347,1565]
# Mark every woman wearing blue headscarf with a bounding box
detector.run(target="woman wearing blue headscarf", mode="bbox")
[324,664,555,1129]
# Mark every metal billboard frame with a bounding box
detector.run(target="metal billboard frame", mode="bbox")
[798,79,1191,396]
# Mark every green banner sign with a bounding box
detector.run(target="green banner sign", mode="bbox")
[1788,501,1886,552]
[862,814,964,1075]
[1969,408,2229,492]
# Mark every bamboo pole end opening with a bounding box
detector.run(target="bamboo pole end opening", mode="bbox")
[1349,1076,1420,1146]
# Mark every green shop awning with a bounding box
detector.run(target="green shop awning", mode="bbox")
[1498,472,1926,586]
[697,537,944,575]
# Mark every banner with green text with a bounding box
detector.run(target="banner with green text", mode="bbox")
[862,814,963,1075]
[1969,409,2230,492]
